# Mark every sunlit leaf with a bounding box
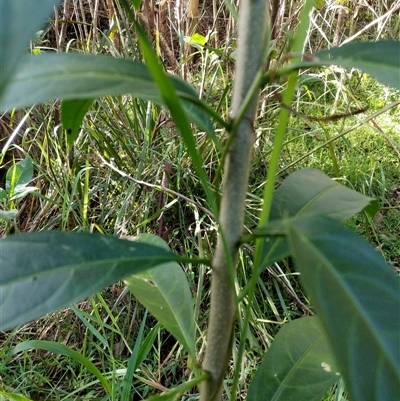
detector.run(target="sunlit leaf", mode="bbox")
[190,33,207,46]
[314,0,324,10]
[184,33,207,50]
[272,168,378,220]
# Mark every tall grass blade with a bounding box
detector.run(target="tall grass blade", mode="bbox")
[124,234,196,360]
[12,340,112,394]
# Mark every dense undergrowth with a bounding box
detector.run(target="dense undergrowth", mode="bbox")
[0,0,399,399]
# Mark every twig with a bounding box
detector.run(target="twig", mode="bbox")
[157,161,173,239]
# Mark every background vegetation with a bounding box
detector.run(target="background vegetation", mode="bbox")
[0,0,399,399]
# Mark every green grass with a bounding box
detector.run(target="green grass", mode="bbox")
[1,1,399,400]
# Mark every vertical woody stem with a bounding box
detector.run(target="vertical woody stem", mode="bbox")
[200,1,270,400]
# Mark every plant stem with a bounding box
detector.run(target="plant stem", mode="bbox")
[200,0,269,399]
[232,1,317,396]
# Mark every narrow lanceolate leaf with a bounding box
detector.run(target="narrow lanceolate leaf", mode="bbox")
[287,216,400,401]
[61,99,94,145]
[259,168,378,267]
[0,232,179,331]
[12,340,111,394]
[286,41,400,91]
[124,234,196,359]
[0,53,214,136]
[247,316,340,401]
[0,0,57,95]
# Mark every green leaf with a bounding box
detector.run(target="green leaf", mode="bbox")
[287,216,400,401]
[124,234,196,359]
[0,0,57,95]
[1,53,215,138]
[61,99,94,145]
[271,168,378,221]
[0,231,179,331]
[10,187,38,201]
[260,168,378,267]
[0,209,18,221]
[258,236,291,268]
[12,340,112,394]
[131,0,142,11]
[121,312,154,401]
[0,391,33,401]
[316,41,400,90]
[285,41,400,91]
[69,304,109,348]
[6,157,34,195]
[247,316,340,401]
[134,21,218,214]
[314,0,325,10]
[144,374,208,400]
[0,188,8,202]
[189,33,207,46]
[184,33,207,50]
